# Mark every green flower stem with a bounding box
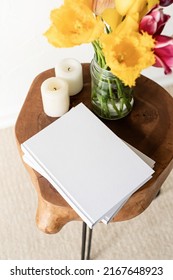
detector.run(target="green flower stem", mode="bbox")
[117,80,125,113]
[92,41,106,68]
[114,77,133,113]
[97,94,110,118]
[107,78,121,115]
[114,77,123,99]
[91,43,133,119]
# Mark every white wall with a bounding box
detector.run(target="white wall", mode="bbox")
[0,0,93,128]
[0,2,173,129]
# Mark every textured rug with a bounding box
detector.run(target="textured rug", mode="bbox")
[0,87,173,260]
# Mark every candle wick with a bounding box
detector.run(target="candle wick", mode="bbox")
[68,67,71,71]
[53,87,57,90]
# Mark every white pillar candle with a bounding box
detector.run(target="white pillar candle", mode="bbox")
[55,58,83,96]
[41,77,69,117]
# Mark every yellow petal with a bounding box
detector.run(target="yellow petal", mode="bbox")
[115,0,136,16]
[101,8,122,31]
[147,0,159,11]
[115,0,152,16]
[127,0,147,14]
[139,0,159,21]
[114,14,139,36]
[44,26,73,48]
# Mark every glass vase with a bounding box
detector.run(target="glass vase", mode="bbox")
[90,58,134,120]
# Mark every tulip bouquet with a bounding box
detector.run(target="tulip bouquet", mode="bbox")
[45,0,173,119]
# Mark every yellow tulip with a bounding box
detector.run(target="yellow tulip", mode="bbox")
[139,0,159,20]
[115,0,136,16]
[114,13,139,36]
[115,0,149,16]
[147,0,159,11]
[101,8,122,31]
[127,0,147,14]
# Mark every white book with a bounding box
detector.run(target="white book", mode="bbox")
[21,103,154,228]
[23,141,155,224]
[101,143,155,224]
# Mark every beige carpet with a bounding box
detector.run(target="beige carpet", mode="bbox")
[0,86,173,259]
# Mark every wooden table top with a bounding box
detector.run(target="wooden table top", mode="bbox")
[15,63,173,234]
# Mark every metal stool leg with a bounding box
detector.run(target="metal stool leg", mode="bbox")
[81,222,87,260]
[81,222,93,260]
[86,227,92,260]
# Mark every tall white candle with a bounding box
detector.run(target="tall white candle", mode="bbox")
[55,58,83,96]
[41,77,69,117]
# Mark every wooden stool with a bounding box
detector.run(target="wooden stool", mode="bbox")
[15,64,173,259]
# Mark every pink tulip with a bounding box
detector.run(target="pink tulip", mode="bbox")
[139,5,170,35]
[159,0,173,6]
[153,35,173,74]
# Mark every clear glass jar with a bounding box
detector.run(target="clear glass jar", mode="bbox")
[90,58,134,120]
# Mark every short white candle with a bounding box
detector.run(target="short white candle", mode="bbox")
[55,58,83,96]
[41,77,69,117]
